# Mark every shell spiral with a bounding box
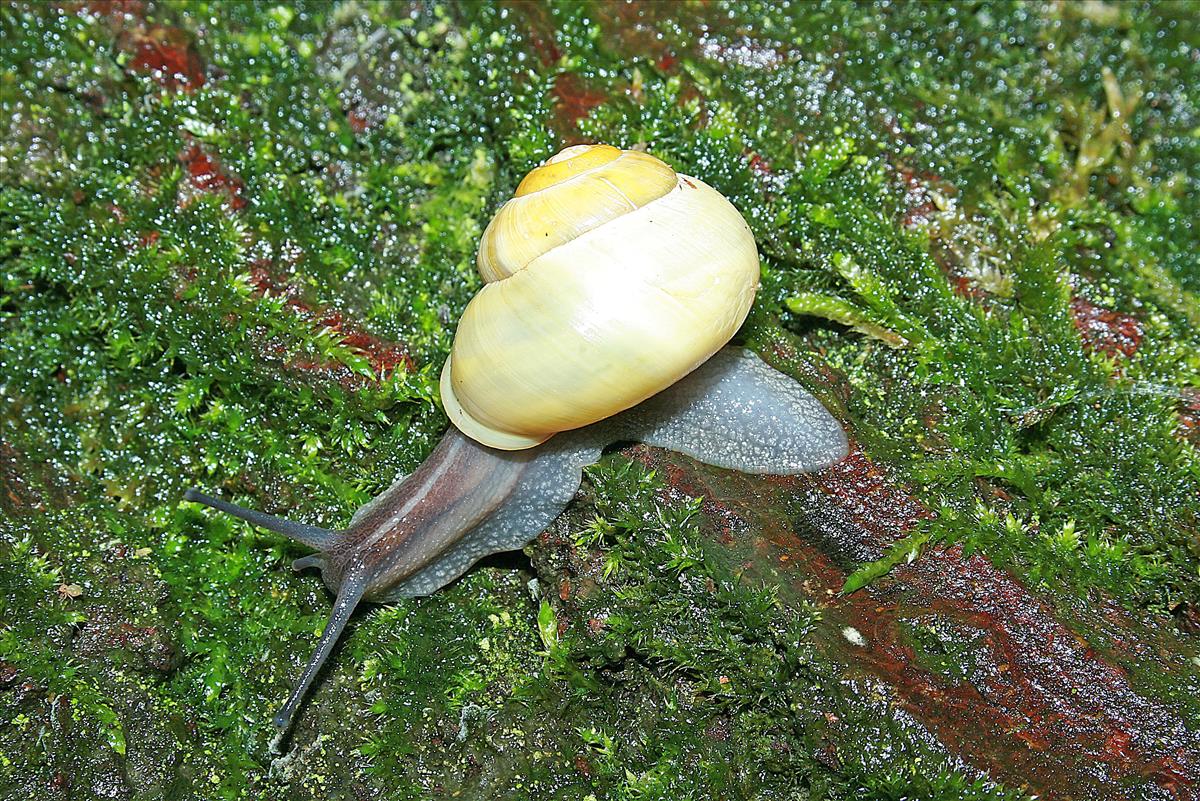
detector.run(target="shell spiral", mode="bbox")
[440,144,760,450]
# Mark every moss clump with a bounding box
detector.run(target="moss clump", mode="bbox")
[2,1,1197,799]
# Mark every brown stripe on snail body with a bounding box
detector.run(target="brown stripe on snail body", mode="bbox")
[185,145,848,732]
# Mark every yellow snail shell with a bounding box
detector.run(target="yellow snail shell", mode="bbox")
[440,144,760,450]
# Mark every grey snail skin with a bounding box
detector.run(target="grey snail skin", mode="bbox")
[184,145,849,731]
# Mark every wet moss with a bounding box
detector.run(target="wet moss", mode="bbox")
[2,1,1198,799]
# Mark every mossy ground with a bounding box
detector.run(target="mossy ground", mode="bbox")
[1,2,1198,799]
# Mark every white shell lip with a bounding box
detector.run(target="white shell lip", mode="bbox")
[440,354,550,451]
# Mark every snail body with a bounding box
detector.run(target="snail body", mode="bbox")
[185,146,848,731]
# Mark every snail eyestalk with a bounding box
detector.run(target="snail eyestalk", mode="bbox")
[183,489,340,551]
[273,572,367,732]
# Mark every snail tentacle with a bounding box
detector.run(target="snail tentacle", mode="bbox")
[272,570,368,732]
[182,488,340,550]
[291,554,326,572]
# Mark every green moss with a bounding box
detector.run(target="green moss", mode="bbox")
[2,1,1197,799]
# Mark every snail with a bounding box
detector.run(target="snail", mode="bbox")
[184,144,849,730]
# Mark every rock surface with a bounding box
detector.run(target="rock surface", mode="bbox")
[2,2,1198,799]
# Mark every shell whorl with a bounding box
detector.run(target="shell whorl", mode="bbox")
[442,144,761,450]
[476,144,678,282]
